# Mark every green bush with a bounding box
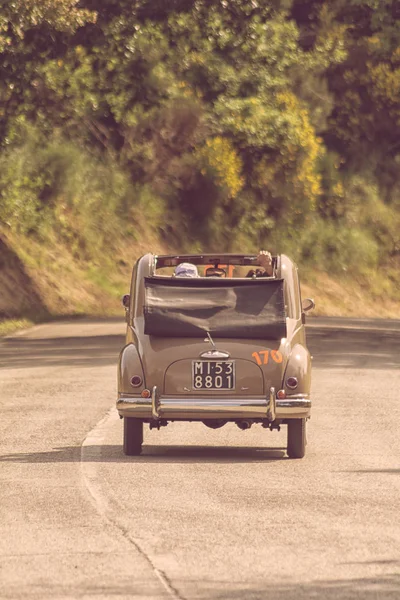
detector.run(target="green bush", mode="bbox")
[299,218,379,274]
[0,123,175,260]
[343,175,400,262]
[0,130,47,233]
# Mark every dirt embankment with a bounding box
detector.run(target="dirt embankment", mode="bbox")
[0,236,48,320]
[0,231,145,323]
[1,233,400,323]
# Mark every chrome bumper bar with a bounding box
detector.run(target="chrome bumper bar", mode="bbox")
[117,387,311,420]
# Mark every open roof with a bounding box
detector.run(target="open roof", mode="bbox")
[154,253,273,268]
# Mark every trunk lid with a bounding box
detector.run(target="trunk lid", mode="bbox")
[140,335,288,396]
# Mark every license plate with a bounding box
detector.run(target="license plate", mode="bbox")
[192,361,235,390]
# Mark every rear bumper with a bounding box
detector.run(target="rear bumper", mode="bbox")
[117,387,311,420]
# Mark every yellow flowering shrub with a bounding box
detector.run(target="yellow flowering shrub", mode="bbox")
[253,92,323,221]
[195,137,244,199]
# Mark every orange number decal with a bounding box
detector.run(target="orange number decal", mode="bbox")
[253,350,283,365]
[252,352,262,366]
[271,350,283,364]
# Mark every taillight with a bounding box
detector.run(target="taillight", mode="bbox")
[141,389,151,398]
[286,376,298,390]
[130,375,142,387]
[276,389,286,399]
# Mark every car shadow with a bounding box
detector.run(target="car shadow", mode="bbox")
[131,444,287,463]
[0,444,287,464]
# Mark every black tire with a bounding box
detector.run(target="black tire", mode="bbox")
[287,418,306,459]
[123,418,143,456]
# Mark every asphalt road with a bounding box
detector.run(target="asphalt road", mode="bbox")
[0,317,399,599]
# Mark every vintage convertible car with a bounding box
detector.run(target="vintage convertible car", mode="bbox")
[117,253,314,458]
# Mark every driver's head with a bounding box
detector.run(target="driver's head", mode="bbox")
[174,263,199,278]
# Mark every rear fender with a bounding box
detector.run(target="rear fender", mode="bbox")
[282,344,311,395]
[118,344,145,394]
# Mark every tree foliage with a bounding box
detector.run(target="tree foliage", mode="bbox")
[0,0,399,266]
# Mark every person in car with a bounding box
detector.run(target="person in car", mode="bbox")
[174,263,200,278]
[247,250,274,277]
[174,251,273,279]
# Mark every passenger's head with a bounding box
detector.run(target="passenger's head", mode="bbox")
[174,262,199,278]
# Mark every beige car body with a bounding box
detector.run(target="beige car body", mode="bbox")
[117,253,314,458]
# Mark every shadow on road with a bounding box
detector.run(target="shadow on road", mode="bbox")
[343,560,400,566]
[3,575,400,600]
[346,469,400,475]
[0,444,287,463]
[2,322,400,371]
[307,327,400,369]
[134,444,286,462]
[184,574,400,600]
[0,334,125,369]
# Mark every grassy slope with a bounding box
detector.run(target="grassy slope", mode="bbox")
[1,228,399,339]
[0,228,168,327]
[302,272,400,318]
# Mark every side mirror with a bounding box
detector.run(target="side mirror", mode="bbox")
[302,298,315,312]
[122,294,130,323]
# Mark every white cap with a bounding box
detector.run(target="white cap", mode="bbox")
[174,263,199,278]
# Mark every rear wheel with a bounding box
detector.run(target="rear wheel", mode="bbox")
[287,418,306,459]
[123,418,143,456]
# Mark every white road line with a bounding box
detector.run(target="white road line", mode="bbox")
[80,407,185,600]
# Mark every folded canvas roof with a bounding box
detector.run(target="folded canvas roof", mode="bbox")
[143,276,286,340]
